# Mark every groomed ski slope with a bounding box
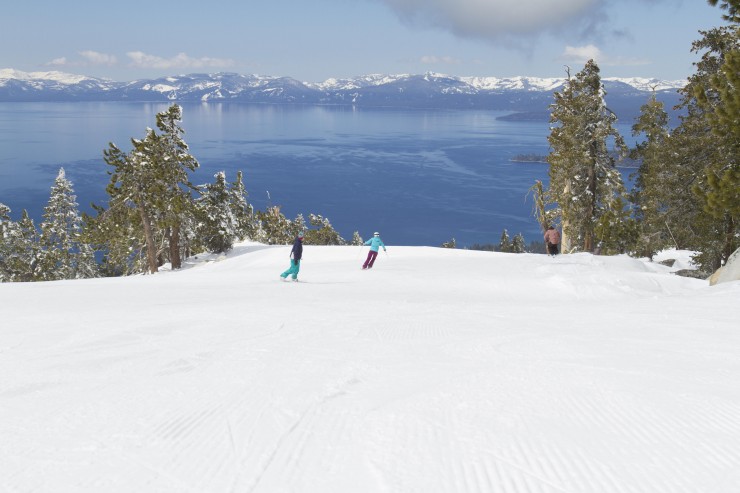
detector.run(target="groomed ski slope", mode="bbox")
[2,244,739,493]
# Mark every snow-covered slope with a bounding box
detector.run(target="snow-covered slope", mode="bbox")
[2,245,739,492]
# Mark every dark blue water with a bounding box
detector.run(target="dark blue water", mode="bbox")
[0,102,635,247]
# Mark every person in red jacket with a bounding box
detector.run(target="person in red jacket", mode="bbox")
[544,225,561,256]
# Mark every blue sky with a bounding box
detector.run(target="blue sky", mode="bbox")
[0,0,728,82]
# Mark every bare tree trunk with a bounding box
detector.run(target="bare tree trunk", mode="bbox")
[138,205,158,274]
[584,155,597,252]
[722,216,736,268]
[170,223,182,269]
[561,182,571,253]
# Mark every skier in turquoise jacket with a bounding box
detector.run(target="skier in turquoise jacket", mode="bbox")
[362,232,386,269]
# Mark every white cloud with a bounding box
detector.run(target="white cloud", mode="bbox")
[560,44,604,64]
[126,52,236,70]
[559,44,650,67]
[45,51,117,68]
[419,55,462,65]
[47,57,68,67]
[79,51,117,66]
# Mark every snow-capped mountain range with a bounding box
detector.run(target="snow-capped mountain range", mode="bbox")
[0,69,685,118]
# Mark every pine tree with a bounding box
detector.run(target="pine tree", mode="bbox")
[82,203,147,277]
[630,92,672,259]
[546,60,628,253]
[39,168,97,280]
[0,203,13,281]
[103,135,159,273]
[512,233,526,253]
[100,104,199,273]
[498,229,511,252]
[695,36,740,265]
[153,105,199,269]
[707,0,740,23]
[667,14,740,270]
[441,238,456,249]
[305,214,345,245]
[255,206,297,245]
[350,231,364,246]
[3,211,42,282]
[229,170,256,241]
[196,171,237,253]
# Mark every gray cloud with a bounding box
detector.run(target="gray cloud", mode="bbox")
[373,0,664,44]
[376,0,598,40]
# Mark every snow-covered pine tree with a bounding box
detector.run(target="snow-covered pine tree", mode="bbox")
[512,233,526,253]
[0,203,12,281]
[546,60,628,253]
[498,229,511,252]
[83,202,148,277]
[196,171,237,254]
[3,210,42,282]
[103,133,160,273]
[305,214,346,245]
[39,168,97,280]
[255,206,297,245]
[153,105,199,269]
[441,238,456,249]
[229,170,256,241]
[350,231,364,246]
[101,104,199,273]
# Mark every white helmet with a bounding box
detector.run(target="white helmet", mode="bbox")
[374,232,380,236]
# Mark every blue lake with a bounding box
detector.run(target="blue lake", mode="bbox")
[0,102,636,247]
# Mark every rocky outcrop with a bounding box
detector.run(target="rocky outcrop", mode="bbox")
[709,247,740,286]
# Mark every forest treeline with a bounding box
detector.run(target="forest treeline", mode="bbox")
[1,0,738,281]
[527,0,738,272]
[0,105,360,281]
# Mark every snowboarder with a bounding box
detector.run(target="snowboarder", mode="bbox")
[280,234,304,281]
[362,232,386,269]
[544,225,560,256]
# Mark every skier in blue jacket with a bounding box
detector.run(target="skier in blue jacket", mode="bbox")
[362,232,386,269]
[280,233,304,281]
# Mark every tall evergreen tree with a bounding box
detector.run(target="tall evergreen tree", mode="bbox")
[229,170,256,241]
[305,214,345,245]
[694,30,740,264]
[196,171,237,254]
[152,105,199,269]
[498,229,511,252]
[39,168,97,280]
[100,104,199,273]
[546,60,628,253]
[666,12,740,270]
[0,203,13,281]
[512,233,526,253]
[630,92,672,258]
[255,206,303,245]
[2,211,42,282]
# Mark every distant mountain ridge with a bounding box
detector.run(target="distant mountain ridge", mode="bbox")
[0,69,686,119]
